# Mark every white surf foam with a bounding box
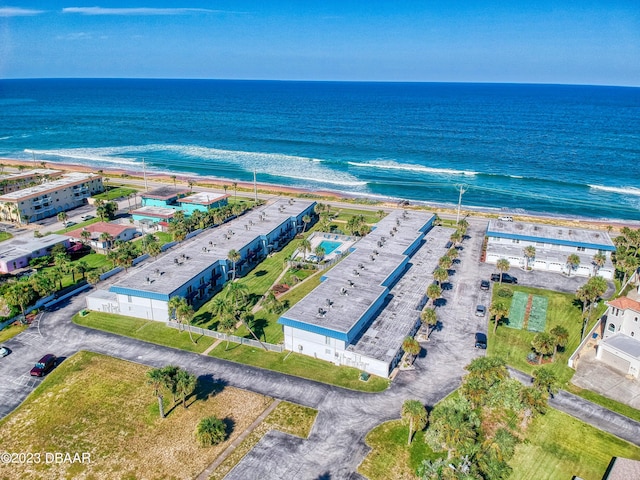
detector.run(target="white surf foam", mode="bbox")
[347,160,477,176]
[589,184,640,197]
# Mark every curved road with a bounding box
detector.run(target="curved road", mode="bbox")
[1,221,638,479]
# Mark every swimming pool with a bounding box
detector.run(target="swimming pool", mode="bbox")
[318,240,342,255]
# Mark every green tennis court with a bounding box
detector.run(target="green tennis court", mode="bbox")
[506,291,528,329]
[527,295,549,332]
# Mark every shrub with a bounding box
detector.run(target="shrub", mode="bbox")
[497,287,513,298]
[195,416,227,447]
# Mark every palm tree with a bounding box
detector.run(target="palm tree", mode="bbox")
[550,325,569,360]
[195,416,227,446]
[426,283,442,308]
[5,281,35,321]
[592,252,606,276]
[146,368,167,418]
[176,369,197,408]
[299,238,311,261]
[147,242,162,259]
[314,245,326,262]
[223,184,229,196]
[376,209,385,219]
[188,179,195,192]
[301,214,311,234]
[168,296,187,327]
[232,181,238,199]
[401,400,427,445]
[227,249,241,280]
[177,302,196,344]
[450,230,462,246]
[432,267,448,286]
[496,258,510,284]
[531,332,556,364]
[532,366,558,397]
[171,175,177,191]
[566,253,581,276]
[402,337,421,365]
[523,246,536,270]
[80,229,91,245]
[438,255,452,271]
[420,307,437,338]
[87,270,101,286]
[489,301,509,333]
[57,211,68,227]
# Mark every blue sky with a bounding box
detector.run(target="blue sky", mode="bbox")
[0,1,638,85]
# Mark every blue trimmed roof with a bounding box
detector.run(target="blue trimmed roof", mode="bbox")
[486,229,616,251]
[109,286,170,302]
[278,317,349,342]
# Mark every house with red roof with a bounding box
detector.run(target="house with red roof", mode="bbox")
[598,292,640,378]
[65,222,138,251]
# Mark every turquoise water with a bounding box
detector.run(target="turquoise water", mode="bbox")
[319,240,342,255]
[1,79,639,220]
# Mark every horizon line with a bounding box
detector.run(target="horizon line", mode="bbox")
[1,77,638,89]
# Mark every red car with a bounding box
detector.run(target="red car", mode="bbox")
[30,354,57,377]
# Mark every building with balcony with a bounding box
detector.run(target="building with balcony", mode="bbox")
[0,172,103,223]
[485,220,615,279]
[85,198,316,321]
[598,291,640,379]
[0,168,62,194]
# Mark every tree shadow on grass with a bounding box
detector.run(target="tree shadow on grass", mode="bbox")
[193,374,228,402]
[253,269,268,277]
[223,416,236,440]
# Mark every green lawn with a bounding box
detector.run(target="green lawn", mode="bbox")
[489,285,590,384]
[154,231,173,245]
[359,420,440,480]
[0,231,12,242]
[73,311,215,353]
[509,408,640,480]
[210,344,388,392]
[0,323,28,342]
[331,207,385,224]
[92,186,138,201]
[53,217,101,234]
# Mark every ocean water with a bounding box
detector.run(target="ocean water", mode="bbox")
[0,79,639,220]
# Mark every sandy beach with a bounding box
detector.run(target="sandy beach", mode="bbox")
[1,157,636,232]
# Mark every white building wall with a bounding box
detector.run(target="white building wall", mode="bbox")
[85,296,120,313]
[283,326,346,363]
[116,294,169,321]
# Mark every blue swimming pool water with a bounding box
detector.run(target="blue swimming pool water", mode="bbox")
[318,240,342,255]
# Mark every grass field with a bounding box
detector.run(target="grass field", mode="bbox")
[0,231,12,242]
[358,420,440,480]
[210,401,318,479]
[209,345,389,392]
[73,311,216,353]
[0,351,272,480]
[0,323,28,343]
[489,285,587,385]
[53,217,101,234]
[509,408,640,480]
[92,186,138,201]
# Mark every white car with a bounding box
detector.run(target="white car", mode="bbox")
[498,216,513,222]
[0,346,11,357]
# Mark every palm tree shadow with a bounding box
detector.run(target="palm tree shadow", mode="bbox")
[193,374,227,402]
[223,416,236,439]
[314,473,331,480]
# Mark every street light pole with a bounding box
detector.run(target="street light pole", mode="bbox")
[456,184,467,224]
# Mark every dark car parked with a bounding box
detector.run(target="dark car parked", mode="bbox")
[490,273,518,284]
[30,354,57,377]
[480,280,490,291]
[474,332,487,349]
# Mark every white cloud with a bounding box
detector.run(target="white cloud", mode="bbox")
[56,32,93,40]
[62,7,222,16]
[0,7,45,17]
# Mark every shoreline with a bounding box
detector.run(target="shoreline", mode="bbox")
[1,157,637,232]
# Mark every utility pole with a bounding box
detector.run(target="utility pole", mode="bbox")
[456,184,467,224]
[142,157,148,192]
[253,169,258,203]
